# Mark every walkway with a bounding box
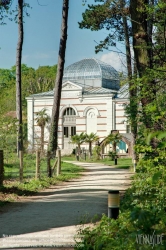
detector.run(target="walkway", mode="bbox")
[0,161,133,249]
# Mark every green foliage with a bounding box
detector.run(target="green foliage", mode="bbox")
[35,108,50,127]
[92,145,101,160]
[75,132,166,249]
[0,64,57,116]
[79,0,131,53]
[70,132,87,155]
[0,116,17,156]
[102,131,122,153]
[84,133,99,156]
[108,150,117,160]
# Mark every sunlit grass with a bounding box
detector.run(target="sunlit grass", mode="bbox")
[0,155,84,206]
[62,154,132,169]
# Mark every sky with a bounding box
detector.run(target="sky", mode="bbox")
[0,0,126,72]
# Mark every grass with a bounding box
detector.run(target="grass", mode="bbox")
[0,156,84,207]
[0,153,132,207]
[62,154,132,169]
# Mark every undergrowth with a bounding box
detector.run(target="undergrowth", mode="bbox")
[74,132,166,250]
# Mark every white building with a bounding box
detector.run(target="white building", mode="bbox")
[26,58,131,155]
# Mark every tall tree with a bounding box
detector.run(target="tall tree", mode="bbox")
[16,0,24,181]
[130,1,160,130]
[79,0,138,162]
[48,0,69,176]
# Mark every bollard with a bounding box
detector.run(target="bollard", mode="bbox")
[114,155,117,165]
[108,190,120,219]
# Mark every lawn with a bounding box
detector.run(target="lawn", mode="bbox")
[0,154,84,207]
[62,154,132,169]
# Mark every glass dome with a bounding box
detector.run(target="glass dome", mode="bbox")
[63,58,120,90]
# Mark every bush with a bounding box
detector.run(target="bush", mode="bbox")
[75,132,166,249]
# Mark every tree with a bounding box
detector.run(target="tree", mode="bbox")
[35,108,50,155]
[16,0,24,181]
[102,131,122,153]
[0,0,12,24]
[79,0,138,163]
[48,0,69,156]
[130,0,166,150]
[85,132,99,157]
[70,132,86,156]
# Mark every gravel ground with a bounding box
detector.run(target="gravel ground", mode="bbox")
[0,161,133,249]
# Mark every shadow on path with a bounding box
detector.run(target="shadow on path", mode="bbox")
[0,162,133,247]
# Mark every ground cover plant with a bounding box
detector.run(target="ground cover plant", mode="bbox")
[74,132,166,250]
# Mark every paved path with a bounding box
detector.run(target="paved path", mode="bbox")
[0,162,133,249]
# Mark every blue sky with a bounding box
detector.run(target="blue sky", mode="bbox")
[0,0,126,71]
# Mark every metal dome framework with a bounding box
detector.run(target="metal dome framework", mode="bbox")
[63,58,120,90]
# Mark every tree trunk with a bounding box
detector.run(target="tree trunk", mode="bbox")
[113,142,116,153]
[40,125,44,155]
[120,0,138,163]
[48,0,69,156]
[16,0,24,181]
[78,144,81,156]
[130,0,155,129]
[89,142,92,157]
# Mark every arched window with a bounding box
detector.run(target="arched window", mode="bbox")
[86,108,97,134]
[63,107,76,116]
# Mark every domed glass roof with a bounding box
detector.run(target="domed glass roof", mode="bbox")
[63,58,120,90]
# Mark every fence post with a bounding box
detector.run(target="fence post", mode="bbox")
[57,149,61,176]
[0,150,4,185]
[19,150,23,182]
[36,149,40,179]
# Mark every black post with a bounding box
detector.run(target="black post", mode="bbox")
[108,190,119,219]
[114,155,117,165]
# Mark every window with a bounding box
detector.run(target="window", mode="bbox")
[64,107,76,116]
[64,127,68,137]
[71,126,76,136]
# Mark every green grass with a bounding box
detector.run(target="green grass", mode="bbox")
[0,156,84,206]
[62,155,132,169]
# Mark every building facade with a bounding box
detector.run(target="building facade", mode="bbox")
[26,58,131,155]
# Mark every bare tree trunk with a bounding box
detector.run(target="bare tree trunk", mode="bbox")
[113,142,116,153]
[48,0,69,156]
[16,0,24,181]
[40,125,44,155]
[120,0,138,164]
[89,142,92,157]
